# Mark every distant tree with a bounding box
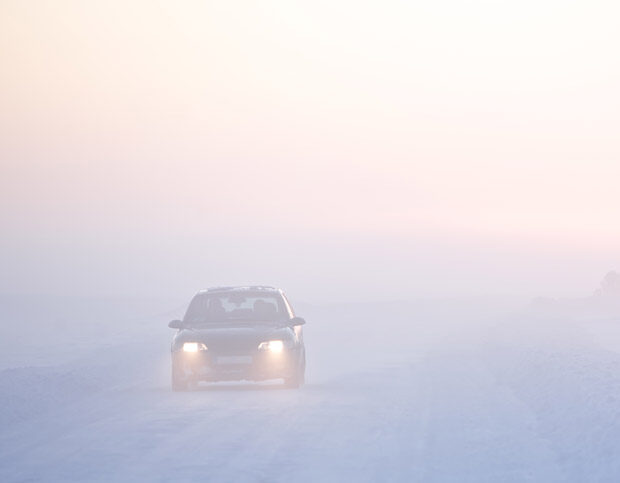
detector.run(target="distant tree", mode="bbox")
[596,271,620,297]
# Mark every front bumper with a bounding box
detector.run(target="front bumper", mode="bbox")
[172,347,300,382]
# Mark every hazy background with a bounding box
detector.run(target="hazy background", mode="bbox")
[3,3,620,481]
[2,0,619,303]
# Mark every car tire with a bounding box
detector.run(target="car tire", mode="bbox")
[284,350,305,389]
[171,361,189,392]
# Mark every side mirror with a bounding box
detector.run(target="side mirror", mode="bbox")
[168,319,184,329]
[290,317,306,326]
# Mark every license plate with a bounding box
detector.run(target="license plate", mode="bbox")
[216,356,252,365]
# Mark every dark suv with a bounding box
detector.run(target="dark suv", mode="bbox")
[168,286,306,391]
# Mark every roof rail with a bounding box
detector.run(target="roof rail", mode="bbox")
[201,285,277,293]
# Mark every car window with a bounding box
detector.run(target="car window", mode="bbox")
[184,292,288,325]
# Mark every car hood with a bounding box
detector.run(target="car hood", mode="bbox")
[174,325,293,353]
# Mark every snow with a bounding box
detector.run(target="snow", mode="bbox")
[1,296,620,481]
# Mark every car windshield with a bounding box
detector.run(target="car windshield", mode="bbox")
[183,292,289,326]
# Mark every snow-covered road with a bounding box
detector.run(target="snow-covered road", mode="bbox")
[2,298,620,482]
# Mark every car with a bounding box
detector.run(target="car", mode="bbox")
[168,286,306,391]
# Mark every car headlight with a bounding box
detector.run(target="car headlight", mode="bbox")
[257,340,285,353]
[183,342,208,353]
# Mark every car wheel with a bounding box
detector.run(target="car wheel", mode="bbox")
[171,362,189,392]
[284,351,305,389]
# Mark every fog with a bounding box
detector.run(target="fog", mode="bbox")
[2,0,620,302]
[2,1,620,481]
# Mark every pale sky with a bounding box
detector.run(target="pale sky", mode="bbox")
[1,0,619,301]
